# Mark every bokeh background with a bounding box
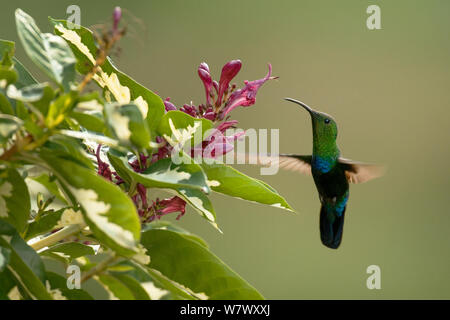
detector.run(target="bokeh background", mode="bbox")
[2,0,449,299]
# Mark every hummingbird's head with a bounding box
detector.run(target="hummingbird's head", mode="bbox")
[284,98,338,141]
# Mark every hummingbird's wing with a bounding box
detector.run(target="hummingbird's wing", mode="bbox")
[245,154,312,176]
[243,154,384,182]
[278,154,312,175]
[338,158,385,184]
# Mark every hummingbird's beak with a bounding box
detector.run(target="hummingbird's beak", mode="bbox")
[284,98,315,115]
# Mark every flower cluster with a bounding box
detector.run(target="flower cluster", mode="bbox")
[164,60,277,159]
[94,60,275,224]
[165,60,276,121]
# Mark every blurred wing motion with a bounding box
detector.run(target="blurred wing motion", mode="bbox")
[246,154,385,184]
[338,157,386,184]
[277,154,312,175]
[244,153,312,176]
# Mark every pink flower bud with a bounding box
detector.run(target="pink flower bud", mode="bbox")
[159,196,186,215]
[203,111,216,121]
[180,104,198,117]
[220,64,276,119]
[213,80,219,94]
[217,60,242,106]
[198,62,213,105]
[113,7,122,33]
[164,97,177,112]
[199,62,210,73]
[216,120,238,133]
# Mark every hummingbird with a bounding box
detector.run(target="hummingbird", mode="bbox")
[272,98,384,249]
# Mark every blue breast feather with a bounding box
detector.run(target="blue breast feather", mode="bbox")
[312,156,334,173]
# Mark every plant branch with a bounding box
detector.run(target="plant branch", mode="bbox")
[81,253,117,283]
[0,134,33,161]
[29,224,84,251]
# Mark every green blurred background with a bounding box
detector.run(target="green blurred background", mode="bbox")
[2,0,449,299]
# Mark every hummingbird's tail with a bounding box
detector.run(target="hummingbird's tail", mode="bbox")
[319,205,346,249]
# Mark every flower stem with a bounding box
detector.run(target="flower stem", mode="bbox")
[29,224,83,251]
[81,253,117,283]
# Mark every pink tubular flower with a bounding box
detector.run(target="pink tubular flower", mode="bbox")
[212,80,219,94]
[136,183,148,208]
[95,145,113,181]
[217,60,242,106]
[177,60,275,122]
[148,196,187,222]
[198,63,213,106]
[216,120,238,132]
[219,64,276,119]
[158,196,186,216]
[195,127,245,159]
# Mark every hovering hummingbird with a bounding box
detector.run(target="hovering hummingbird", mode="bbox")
[268,98,385,249]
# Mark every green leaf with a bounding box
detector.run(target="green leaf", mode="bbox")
[0,39,37,88]
[0,39,15,64]
[50,19,165,133]
[45,91,77,128]
[31,173,67,203]
[70,111,105,133]
[45,135,94,170]
[0,167,30,233]
[109,260,150,279]
[0,90,14,115]
[0,66,17,85]
[45,271,93,300]
[24,208,64,240]
[7,83,55,116]
[107,260,172,300]
[143,221,208,248]
[141,228,264,300]
[201,163,294,212]
[0,220,53,300]
[40,242,95,262]
[108,152,218,227]
[0,246,11,272]
[157,110,214,146]
[176,186,218,227]
[0,114,22,145]
[96,274,135,300]
[0,268,16,299]
[145,267,198,300]
[1,51,13,68]
[111,273,151,300]
[13,58,38,88]
[15,10,76,91]
[104,103,150,149]
[40,153,141,257]
[7,83,54,103]
[108,152,210,193]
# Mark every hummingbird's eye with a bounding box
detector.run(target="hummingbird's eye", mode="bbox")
[324,118,330,124]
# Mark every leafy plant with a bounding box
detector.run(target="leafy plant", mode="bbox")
[0,7,293,300]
